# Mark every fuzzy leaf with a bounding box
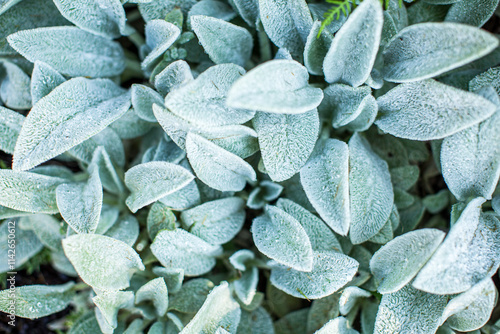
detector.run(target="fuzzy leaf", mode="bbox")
[0,220,43,273]
[166,64,254,126]
[445,0,499,27]
[131,84,164,122]
[68,312,101,334]
[30,61,66,105]
[7,26,125,77]
[322,84,372,128]
[92,290,134,329]
[230,0,259,27]
[18,214,63,251]
[138,0,196,22]
[53,0,126,38]
[151,229,223,276]
[109,108,155,140]
[0,106,23,154]
[13,78,130,171]
[104,214,139,246]
[147,202,176,240]
[135,277,169,317]
[469,66,500,94]
[369,228,445,294]
[152,267,184,294]
[124,161,194,213]
[376,79,497,141]
[91,147,124,195]
[0,60,31,110]
[62,234,145,291]
[187,0,236,29]
[181,197,245,245]
[154,60,193,96]
[304,20,333,76]
[339,287,371,316]
[316,317,359,334]
[323,0,383,87]
[300,139,350,235]
[383,23,499,83]
[233,267,259,306]
[270,251,359,299]
[253,109,319,182]
[227,60,323,114]
[252,205,314,271]
[191,15,253,67]
[169,278,214,313]
[142,19,181,69]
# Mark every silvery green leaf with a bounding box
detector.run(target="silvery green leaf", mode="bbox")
[159,178,201,211]
[237,307,274,334]
[376,79,497,141]
[154,60,193,96]
[180,281,241,334]
[252,205,313,271]
[13,78,130,171]
[56,165,102,234]
[316,317,359,334]
[300,139,348,236]
[360,301,378,334]
[186,132,256,192]
[30,61,66,105]
[230,0,258,27]
[51,249,77,277]
[374,284,448,334]
[422,0,459,3]
[69,127,125,168]
[7,26,125,77]
[0,220,43,273]
[95,307,114,334]
[445,0,499,27]
[270,251,359,300]
[0,0,69,56]
[62,234,145,291]
[135,277,169,317]
[339,287,371,316]
[110,108,155,140]
[304,21,332,76]
[390,165,419,191]
[323,0,383,87]
[258,0,312,56]
[0,170,64,213]
[187,0,236,29]
[153,267,184,294]
[367,209,396,245]
[342,95,378,132]
[306,294,340,333]
[229,250,254,271]
[395,196,426,234]
[443,278,497,332]
[191,15,253,67]
[309,3,347,35]
[124,161,194,213]
[369,228,445,294]
[274,48,292,60]
[227,60,323,114]
[0,282,74,319]
[253,109,319,182]
[151,229,222,276]
[181,197,245,245]
[131,84,164,122]
[142,134,185,164]
[394,188,415,210]
[18,214,63,251]
[277,198,342,253]
[383,23,498,83]
[274,309,308,334]
[142,20,181,69]
[412,198,500,294]
[0,106,23,154]
[147,202,176,240]
[169,278,214,313]
[234,267,259,305]
[138,0,196,22]
[349,133,394,244]
[469,67,500,94]
[407,2,450,25]
[493,195,500,215]
[31,165,75,180]
[68,311,101,334]
[0,60,31,109]
[166,64,254,126]
[322,84,372,128]
[92,290,134,329]
[124,319,144,334]
[91,147,124,195]
[53,0,126,38]
[104,214,139,246]
[0,205,31,219]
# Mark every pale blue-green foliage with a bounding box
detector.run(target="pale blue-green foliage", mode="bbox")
[18,214,63,251]
[30,61,66,105]
[0,106,23,154]
[92,290,134,329]
[135,277,169,317]
[304,20,333,76]
[0,60,31,110]
[154,60,193,96]
[445,0,499,27]
[316,316,360,334]
[187,0,236,29]
[142,19,180,69]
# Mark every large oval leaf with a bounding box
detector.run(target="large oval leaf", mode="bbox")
[323,0,383,87]
[376,79,497,141]
[13,78,130,171]
[383,23,498,83]
[253,109,319,182]
[7,26,125,77]
[227,60,324,114]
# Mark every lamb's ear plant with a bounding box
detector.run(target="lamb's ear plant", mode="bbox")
[1,0,500,333]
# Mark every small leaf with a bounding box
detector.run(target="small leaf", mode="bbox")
[383,23,499,83]
[0,60,31,110]
[19,213,63,251]
[109,108,155,140]
[13,78,130,171]
[339,287,371,316]
[135,277,169,317]
[62,234,145,291]
[270,251,359,299]
[69,127,125,168]
[445,0,499,28]
[142,19,181,69]
[30,61,66,105]
[153,267,184,294]
[92,290,134,329]
[186,132,256,192]
[124,161,195,213]
[306,294,340,333]
[252,205,314,271]
[0,283,74,319]
[131,84,164,122]
[230,0,259,27]
[151,229,222,276]
[168,278,214,313]
[180,281,241,334]
[0,220,43,273]
[138,0,197,22]
[68,311,101,334]
[227,60,324,114]
[321,84,372,128]
[238,308,274,334]
[323,0,383,87]
[376,79,497,141]
[154,60,193,96]
[104,214,140,246]
[374,284,448,334]
[147,202,176,240]
[166,64,254,126]
[53,0,126,38]
[187,0,236,29]
[7,26,126,77]
[181,197,245,245]
[304,20,333,76]
[469,66,500,94]
[91,147,125,195]
[258,0,313,55]
[191,15,253,67]
[369,228,445,294]
[233,267,259,306]
[0,106,24,154]
[349,133,394,244]
[300,139,350,235]
[316,317,359,334]
[253,109,319,182]
[0,170,64,213]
